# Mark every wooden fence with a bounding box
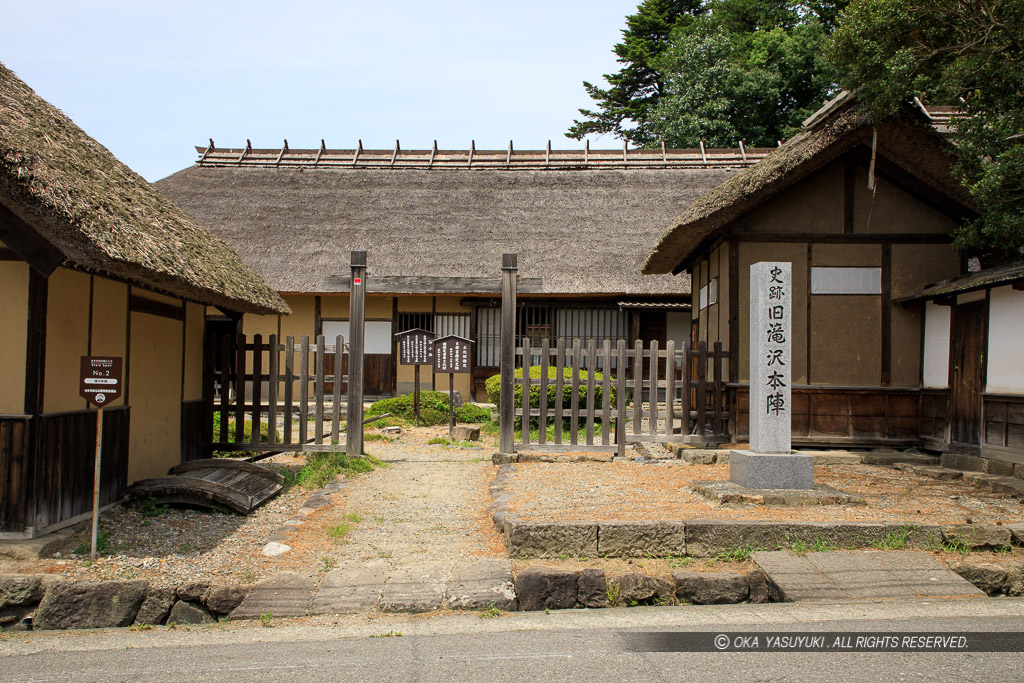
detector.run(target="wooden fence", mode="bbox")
[204,334,350,454]
[515,338,731,455]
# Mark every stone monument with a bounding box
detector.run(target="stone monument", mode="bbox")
[730,262,814,489]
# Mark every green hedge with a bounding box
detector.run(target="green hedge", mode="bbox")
[484,366,620,410]
[367,391,490,426]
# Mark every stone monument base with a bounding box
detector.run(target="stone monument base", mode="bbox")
[729,450,814,489]
[691,481,866,507]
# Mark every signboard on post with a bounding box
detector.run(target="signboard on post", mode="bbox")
[80,356,123,560]
[79,356,122,407]
[433,335,473,435]
[395,329,436,425]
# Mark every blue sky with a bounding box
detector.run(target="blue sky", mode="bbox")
[4,1,640,181]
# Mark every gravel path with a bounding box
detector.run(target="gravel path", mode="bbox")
[276,439,506,575]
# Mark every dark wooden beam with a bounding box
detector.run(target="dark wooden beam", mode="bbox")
[844,161,856,234]
[851,148,975,222]
[0,203,65,277]
[881,244,892,387]
[129,294,185,321]
[24,268,48,415]
[324,275,544,294]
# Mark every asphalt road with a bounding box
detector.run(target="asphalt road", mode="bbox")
[3,598,1024,682]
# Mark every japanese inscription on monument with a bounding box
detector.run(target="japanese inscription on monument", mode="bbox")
[750,261,791,454]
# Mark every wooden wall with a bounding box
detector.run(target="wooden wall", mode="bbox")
[0,416,31,532]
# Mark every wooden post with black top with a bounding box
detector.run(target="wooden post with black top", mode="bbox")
[347,250,367,456]
[499,253,517,454]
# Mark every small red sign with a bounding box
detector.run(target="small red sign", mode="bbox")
[353,278,362,286]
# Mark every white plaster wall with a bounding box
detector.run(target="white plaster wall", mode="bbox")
[667,312,690,346]
[923,301,951,388]
[986,286,1024,394]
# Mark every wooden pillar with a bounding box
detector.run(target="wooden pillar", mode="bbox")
[499,253,518,454]
[347,250,366,456]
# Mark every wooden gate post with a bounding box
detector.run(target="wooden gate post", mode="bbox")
[499,253,518,454]
[347,249,367,456]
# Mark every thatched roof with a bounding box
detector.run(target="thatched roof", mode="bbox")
[0,63,288,315]
[157,159,743,297]
[643,92,974,275]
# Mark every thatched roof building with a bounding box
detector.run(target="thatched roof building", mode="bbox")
[643,92,974,275]
[157,145,769,298]
[0,63,288,315]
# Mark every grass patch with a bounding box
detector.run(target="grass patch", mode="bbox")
[606,581,621,607]
[871,524,919,551]
[789,537,836,556]
[137,496,170,518]
[344,512,364,523]
[327,524,351,541]
[283,452,382,489]
[370,631,403,638]
[480,604,502,619]
[363,433,393,443]
[714,545,756,563]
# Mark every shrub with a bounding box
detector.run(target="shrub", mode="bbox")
[287,452,380,489]
[367,392,490,426]
[484,366,621,411]
[211,413,278,443]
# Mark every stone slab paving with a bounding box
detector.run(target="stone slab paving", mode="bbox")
[753,550,985,602]
[445,558,517,610]
[231,571,318,620]
[379,562,448,613]
[309,560,389,615]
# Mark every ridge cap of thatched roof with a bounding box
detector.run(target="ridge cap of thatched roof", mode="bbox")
[0,62,289,315]
[642,93,969,275]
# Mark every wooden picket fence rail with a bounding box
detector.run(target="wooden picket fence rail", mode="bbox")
[204,334,349,454]
[515,338,731,455]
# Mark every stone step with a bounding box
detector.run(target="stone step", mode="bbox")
[895,464,963,480]
[753,550,985,602]
[860,453,938,467]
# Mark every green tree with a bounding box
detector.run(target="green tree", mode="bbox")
[570,1,846,148]
[828,0,1024,255]
[566,0,706,147]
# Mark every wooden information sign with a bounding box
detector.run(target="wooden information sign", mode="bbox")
[79,356,123,559]
[79,356,122,407]
[395,329,436,425]
[433,336,474,435]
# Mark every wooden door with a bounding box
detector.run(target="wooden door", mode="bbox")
[949,301,985,445]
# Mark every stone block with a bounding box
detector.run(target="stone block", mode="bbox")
[0,575,46,627]
[678,449,718,465]
[168,600,215,625]
[673,571,749,604]
[310,561,388,615]
[990,478,1024,497]
[940,452,986,472]
[1005,561,1024,596]
[962,472,1004,489]
[577,569,609,608]
[730,450,814,490]
[941,524,1012,550]
[949,561,1008,595]
[1005,523,1024,546]
[515,567,579,611]
[860,453,937,467]
[35,580,148,630]
[505,520,598,559]
[746,569,769,603]
[206,584,248,615]
[597,521,685,557]
[984,459,1016,477]
[134,587,175,626]
[492,453,518,465]
[451,425,480,441]
[445,559,516,611]
[684,520,897,556]
[380,563,447,614]
[614,572,673,606]
[1015,464,1024,480]
[914,466,963,480]
[176,581,210,603]
[231,572,317,620]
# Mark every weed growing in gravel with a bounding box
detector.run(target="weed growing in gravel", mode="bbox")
[327,524,350,541]
[241,567,257,582]
[345,512,364,523]
[259,612,273,628]
[714,545,756,563]
[321,557,335,571]
[129,624,153,632]
[370,631,403,638]
[363,433,393,443]
[941,538,973,556]
[75,530,112,555]
[138,496,170,518]
[480,604,502,619]
[665,554,692,569]
[871,524,919,550]
[606,581,621,607]
[287,452,382,489]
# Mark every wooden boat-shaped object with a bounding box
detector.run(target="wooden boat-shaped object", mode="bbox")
[125,458,284,514]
